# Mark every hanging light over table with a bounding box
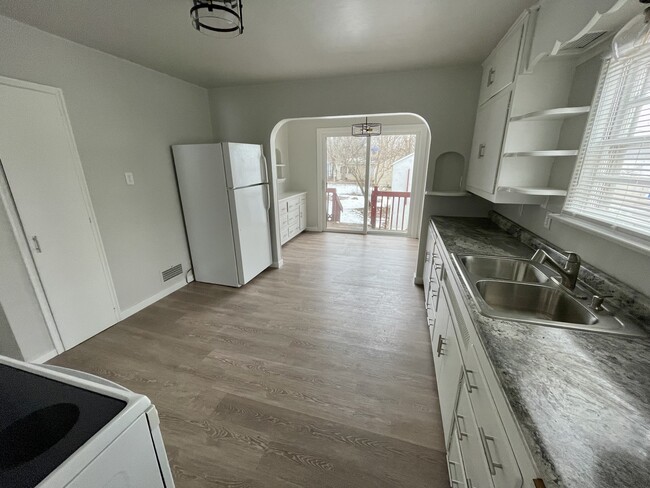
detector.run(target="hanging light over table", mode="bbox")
[352,117,382,137]
[190,0,244,38]
[612,0,650,60]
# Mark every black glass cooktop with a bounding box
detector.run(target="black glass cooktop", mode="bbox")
[0,364,126,488]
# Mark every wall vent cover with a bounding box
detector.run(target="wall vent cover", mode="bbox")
[559,31,608,52]
[162,264,183,282]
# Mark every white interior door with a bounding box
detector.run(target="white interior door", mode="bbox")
[0,78,118,350]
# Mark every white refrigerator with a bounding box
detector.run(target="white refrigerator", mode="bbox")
[172,142,272,287]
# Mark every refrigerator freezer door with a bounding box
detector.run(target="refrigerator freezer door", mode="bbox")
[172,144,241,287]
[228,184,273,284]
[223,142,268,189]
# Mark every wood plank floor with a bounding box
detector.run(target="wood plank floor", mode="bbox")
[50,232,448,488]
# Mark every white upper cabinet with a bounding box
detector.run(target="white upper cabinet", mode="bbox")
[466,89,512,195]
[479,21,525,106]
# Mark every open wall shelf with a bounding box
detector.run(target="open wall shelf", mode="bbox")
[498,186,567,197]
[510,106,590,122]
[503,150,579,158]
[425,191,469,197]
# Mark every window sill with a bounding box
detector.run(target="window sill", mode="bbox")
[550,213,650,256]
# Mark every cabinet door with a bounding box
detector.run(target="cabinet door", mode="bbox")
[423,225,435,304]
[466,89,512,195]
[479,21,524,105]
[456,379,495,488]
[448,420,467,488]
[434,286,463,444]
[299,195,307,231]
[465,345,523,488]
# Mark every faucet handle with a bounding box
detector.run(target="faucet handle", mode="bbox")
[591,294,613,312]
[564,251,581,264]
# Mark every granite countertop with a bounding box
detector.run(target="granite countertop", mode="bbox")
[432,217,650,488]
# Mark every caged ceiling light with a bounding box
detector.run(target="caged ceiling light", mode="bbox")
[351,117,382,137]
[190,0,244,38]
[612,0,650,60]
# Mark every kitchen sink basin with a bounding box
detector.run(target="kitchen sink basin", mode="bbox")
[458,255,550,283]
[475,281,598,325]
[451,253,647,337]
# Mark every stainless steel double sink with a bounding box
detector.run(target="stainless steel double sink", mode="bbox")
[452,255,646,338]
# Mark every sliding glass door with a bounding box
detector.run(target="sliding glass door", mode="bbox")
[323,130,416,234]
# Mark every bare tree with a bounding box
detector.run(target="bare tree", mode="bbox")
[327,134,416,195]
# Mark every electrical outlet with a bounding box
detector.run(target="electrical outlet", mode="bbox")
[125,172,135,185]
[544,212,552,229]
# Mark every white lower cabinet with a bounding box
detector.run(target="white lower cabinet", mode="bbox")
[279,192,307,245]
[426,222,538,487]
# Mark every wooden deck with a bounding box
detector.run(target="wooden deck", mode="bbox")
[50,232,447,487]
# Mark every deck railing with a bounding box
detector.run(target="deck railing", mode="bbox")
[370,186,411,231]
[326,188,343,222]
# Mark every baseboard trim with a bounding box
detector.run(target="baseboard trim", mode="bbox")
[305,227,320,232]
[272,259,284,268]
[119,279,188,321]
[31,349,58,364]
[413,273,423,285]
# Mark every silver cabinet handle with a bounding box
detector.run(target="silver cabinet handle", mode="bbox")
[456,414,468,441]
[436,335,446,357]
[32,235,42,253]
[465,368,479,393]
[479,427,503,475]
[478,144,486,158]
[487,67,496,87]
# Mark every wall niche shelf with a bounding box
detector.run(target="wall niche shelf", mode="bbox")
[503,150,579,158]
[425,191,469,197]
[510,106,590,122]
[498,186,567,197]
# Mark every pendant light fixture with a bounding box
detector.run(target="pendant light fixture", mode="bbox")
[190,0,244,38]
[612,0,650,60]
[352,117,382,137]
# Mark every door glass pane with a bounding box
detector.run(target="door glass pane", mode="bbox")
[325,136,367,232]
[367,134,416,233]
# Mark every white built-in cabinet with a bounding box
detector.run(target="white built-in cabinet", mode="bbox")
[423,221,536,488]
[465,1,637,205]
[279,192,307,245]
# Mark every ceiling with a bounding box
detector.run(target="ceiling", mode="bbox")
[0,0,538,88]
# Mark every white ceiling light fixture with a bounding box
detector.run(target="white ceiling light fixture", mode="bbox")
[612,0,650,60]
[190,0,244,38]
[352,117,382,137]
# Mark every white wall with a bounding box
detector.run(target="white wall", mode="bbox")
[495,55,650,296]
[209,66,482,178]
[0,15,214,328]
[282,114,427,229]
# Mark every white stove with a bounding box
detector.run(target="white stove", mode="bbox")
[0,355,175,488]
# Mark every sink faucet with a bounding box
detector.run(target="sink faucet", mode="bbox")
[530,249,581,289]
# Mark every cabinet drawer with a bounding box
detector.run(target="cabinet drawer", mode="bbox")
[288,223,300,236]
[463,344,523,488]
[479,21,524,105]
[448,421,467,488]
[288,198,300,211]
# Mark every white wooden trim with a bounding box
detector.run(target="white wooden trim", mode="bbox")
[305,226,320,232]
[30,349,59,364]
[119,279,188,321]
[272,259,284,268]
[0,75,121,352]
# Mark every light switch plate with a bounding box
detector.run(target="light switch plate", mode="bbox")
[125,172,135,185]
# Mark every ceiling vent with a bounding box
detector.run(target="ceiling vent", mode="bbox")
[558,31,608,52]
[162,264,183,283]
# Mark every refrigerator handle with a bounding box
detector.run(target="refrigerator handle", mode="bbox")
[261,153,270,184]
[265,184,271,212]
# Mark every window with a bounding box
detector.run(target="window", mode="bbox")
[563,50,650,242]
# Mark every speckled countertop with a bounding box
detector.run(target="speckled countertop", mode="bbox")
[432,216,650,488]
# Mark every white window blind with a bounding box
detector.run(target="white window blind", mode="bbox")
[563,49,650,241]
